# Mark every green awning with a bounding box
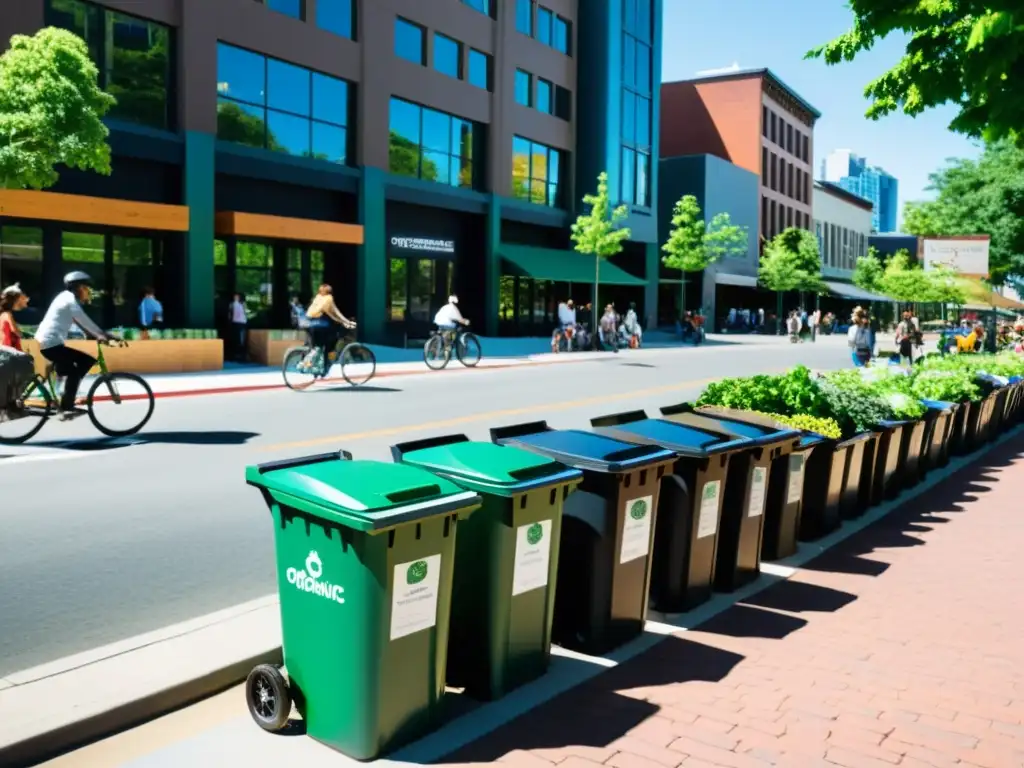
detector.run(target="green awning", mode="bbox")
[501,244,647,286]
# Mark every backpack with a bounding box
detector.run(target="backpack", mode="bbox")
[853,326,871,352]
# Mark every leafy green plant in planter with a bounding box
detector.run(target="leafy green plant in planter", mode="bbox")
[761,412,842,439]
[825,369,926,421]
[814,378,893,438]
[696,365,830,417]
[910,369,981,403]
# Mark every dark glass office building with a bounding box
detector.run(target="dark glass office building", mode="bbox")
[0,0,664,341]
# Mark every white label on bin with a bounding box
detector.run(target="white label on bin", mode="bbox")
[390,554,441,641]
[697,481,721,539]
[285,550,346,605]
[787,454,806,505]
[619,495,653,564]
[512,519,553,596]
[748,467,767,518]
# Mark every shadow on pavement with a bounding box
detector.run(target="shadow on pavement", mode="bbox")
[800,432,1023,579]
[444,635,742,762]
[36,430,262,449]
[307,385,401,393]
[741,579,857,614]
[693,603,807,639]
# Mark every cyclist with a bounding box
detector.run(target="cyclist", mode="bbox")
[35,271,111,419]
[305,283,355,366]
[434,294,469,335]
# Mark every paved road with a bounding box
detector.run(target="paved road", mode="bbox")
[0,340,851,676]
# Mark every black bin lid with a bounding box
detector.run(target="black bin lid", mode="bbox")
[596,418,752,458]
[497,428,675,473]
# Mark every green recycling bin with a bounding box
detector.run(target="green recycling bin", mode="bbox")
[491,421,676,655]
[244,450,481,760]
[390,434,582,701]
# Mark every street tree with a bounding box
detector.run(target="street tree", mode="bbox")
[0,27,116,189]
[853,248,886,294]
[879,250,933,308]
[759,229,825,333]
[901,140,1024,285]
[570,171,631,312]
[661,194,748,314]
[926,264,968,309]
[806,2,1024,145]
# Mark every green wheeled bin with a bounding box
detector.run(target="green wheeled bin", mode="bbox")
[244,450,481,760]
[490,421,676,655]
[389,434,583,701]
[589,410,755,613]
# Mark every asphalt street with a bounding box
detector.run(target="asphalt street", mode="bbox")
[0,340,852,676]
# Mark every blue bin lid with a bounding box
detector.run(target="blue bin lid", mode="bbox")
[920,399,955,411]
[797,433,830,449]
[596,418,751,459]
[498,428,675,473]
[664,409,800,446]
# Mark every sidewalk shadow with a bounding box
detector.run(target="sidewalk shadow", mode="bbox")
[741,579,857,614]
[693,603,807,639]
[442,636,743,763]
[36,430,261,449]
[800,432,1023,579]
[307,385,401,393]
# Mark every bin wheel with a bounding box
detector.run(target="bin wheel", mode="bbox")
[245,664,292,732]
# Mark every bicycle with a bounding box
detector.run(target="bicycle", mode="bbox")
[281,328,376,391]
[423,323,482,370]
[0,339,155,444]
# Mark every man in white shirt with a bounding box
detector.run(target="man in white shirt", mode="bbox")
[557,299,576,330]
[433,295,468,332]
[36,271,110,418]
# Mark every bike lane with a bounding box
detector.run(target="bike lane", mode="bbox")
[40,434,1024,768]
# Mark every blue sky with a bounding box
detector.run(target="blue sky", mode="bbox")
[661,0,980,221]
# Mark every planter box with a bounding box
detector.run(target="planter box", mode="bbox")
[24,338,223,376]
[920,401,956,475]
[247,329,306,366]
[956,400,985,455]
[871,420,912,504]
[899,419,929,490]
[800,432,872,541]
[840,432,876,520]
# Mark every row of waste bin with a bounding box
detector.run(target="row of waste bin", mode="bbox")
[242,380,1024,761]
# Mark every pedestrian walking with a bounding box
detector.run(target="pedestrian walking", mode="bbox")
[228,293,248,362]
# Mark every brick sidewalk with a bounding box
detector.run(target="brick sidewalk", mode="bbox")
[443,435,1024,768]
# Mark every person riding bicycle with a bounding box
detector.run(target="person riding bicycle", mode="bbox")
[1,284,35,413]
[35,272,112,419]
[434,295,469,335]
[305,283,355,365]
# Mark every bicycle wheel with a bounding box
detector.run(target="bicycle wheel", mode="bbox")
[0,377,53,445]
[456,332,482,367]
[86,372,155,438]
[340,342,376,386]
[423,334,450,370]
[282,346,318,391]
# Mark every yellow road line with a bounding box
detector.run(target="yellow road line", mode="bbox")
[257,376,722,452]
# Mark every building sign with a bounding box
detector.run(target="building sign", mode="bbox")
[921,236,990,278]
[390,236,455,254]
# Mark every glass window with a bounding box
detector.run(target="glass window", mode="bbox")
[258,0,302,18]
[317,0,353,38]
[516,0,533,35]
[217,43,349,163]
[267,59,310,116]
[618,92,634,144]
[388,98,476,189]
[512,136,563,208]
[395,18,425,65]
[468,49,491,90]
[536,7,553,45]
[515,69,532,106]
[621,147,636,204]
[635,41,651,93]
[111,236,156,328]
[434,33,461,79]
[635,151,650,207]
[48,1,173,130]
[388,259,408,321]
[553,17,570,54]
[623,35,636,88]
[537,79,553,114]
[636,0,651,41]
[462,0,492,16]
[635,96,650,147]
[0,227,43,313]
[61,232,105,326]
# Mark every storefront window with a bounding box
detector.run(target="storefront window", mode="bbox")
[235,242,273,322]
[0,227,44,313]
[111,236,157,327]
[217,43,350,164]
[499,276,515,321]
[286,248,303,300]
[388,257,454,324]
[512,135,564,207]
[61,232,106,325]
[388,97,478,189]
[388,259,408,320]
[46,0,173,130]
[310,250,324,291]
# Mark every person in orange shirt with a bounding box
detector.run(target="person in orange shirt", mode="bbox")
[954,323,984,354]
[305,284,356,366]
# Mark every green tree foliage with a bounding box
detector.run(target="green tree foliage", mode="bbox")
[879,249,932,303]
[806,3,1024,145]
[216,102,282,151]
[388,132,439,180]
[853,247,886,294]
[661,194,748,273]
[759,228,827,293]
[901,140,1024,285]
[105,23,170,128]
[570,172,631,306]
[0,27,115,189]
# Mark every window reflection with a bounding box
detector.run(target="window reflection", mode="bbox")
[235,242,273,322]
[46,0,172,129]
[434,33,461,79]
[515,69,532,106]
[61,232,106,326]
[257,0,302,19]
[216,43,350,164]
[0,227,43,316]
[111,236,157,327]
[395,18,425,65]
[511,136,563,208]
[388,98,477,189]
[317,0,353,38]
[468,49,491,90]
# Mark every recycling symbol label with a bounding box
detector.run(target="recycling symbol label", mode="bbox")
[630,498,648,520]
[513,520,552,597]
[305,551,323,579]
[526,522,544,546]
[285,550,344,605]
[406,560,428,585]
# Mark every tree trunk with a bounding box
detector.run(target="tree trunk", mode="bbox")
[593,255,600,349]
[680,275,687,318]
[776,291,783,335]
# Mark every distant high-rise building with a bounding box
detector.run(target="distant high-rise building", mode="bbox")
[821,149,898,233]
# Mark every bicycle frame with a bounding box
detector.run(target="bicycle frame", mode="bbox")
[36,340,111,402]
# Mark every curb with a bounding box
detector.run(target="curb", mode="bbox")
[10,424,1016,767]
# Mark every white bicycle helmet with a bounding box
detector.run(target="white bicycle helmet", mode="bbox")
[64,270,92,288]
[448,294,459,304]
